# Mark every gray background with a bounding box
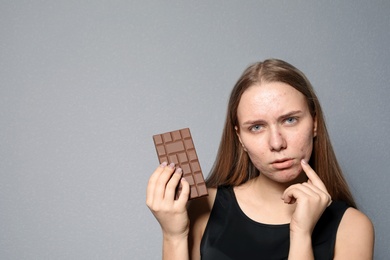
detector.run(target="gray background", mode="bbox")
[1,1,389,259]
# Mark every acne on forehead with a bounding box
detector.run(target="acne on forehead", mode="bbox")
[237,82,308,122]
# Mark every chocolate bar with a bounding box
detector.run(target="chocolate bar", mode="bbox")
[152,128,208,200]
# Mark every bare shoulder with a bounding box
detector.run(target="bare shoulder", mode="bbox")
[334,207,375,259]
[187,188,217,260]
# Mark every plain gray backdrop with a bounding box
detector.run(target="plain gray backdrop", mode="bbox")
[1,1,389,259]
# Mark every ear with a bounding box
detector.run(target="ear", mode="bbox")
[234,126,241,141]
[313,115,318,137]
[235,126,247,151]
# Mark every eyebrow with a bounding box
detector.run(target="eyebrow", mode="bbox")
[242,110,303,126]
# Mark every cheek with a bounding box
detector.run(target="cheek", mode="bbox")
[296,133,314,156]
[242,141,268,167]
[240,136,265,155]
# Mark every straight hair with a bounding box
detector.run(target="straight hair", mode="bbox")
[206,59,356,208]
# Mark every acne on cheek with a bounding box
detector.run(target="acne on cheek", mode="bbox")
[301,145,314,162]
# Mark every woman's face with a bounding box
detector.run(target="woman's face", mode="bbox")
[236,81,317,184]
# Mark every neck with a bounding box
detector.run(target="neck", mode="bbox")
[234,175,303,224]
[246,172,307,199]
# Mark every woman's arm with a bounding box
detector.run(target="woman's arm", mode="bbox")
[288,232,314,259]
[146,163,191,260]
[283,160,332,260]
[162,233,189,260]
[334,208,374,259]
[283,160,374,259]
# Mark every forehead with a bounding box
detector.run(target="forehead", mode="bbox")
[237,82,308,121]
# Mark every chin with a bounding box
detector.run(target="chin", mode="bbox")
[274,168,305,184]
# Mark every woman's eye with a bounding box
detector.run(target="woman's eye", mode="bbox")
[285,117,297,124]
[250,125,262,132]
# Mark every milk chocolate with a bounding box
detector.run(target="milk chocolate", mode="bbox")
[152,128,208,200]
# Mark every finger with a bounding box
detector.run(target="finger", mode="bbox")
[302,182,332,206]
[153,163,176,203]
[164,167,183,200]
[176,177,190,207]
[282,186,311,204]
[302,182,327,195]
[301,159,327,191]
[283,181,331,204]
[146,162,168,205]
[285,183,318,197]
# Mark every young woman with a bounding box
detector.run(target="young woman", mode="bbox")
[146,59,374,259]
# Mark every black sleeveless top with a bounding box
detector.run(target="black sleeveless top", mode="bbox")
[200,186,349,260]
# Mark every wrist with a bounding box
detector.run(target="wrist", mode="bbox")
[290,229,312,239]
[162,232,189,260]
[162,230,189,243]
[288,231,313,260]
[290,230,312,248]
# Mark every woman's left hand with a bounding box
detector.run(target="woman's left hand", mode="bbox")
[282,159,332,236]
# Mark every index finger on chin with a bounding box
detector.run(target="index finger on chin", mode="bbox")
[301,159,327,190]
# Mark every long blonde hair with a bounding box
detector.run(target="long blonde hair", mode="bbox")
[206,59,356,208]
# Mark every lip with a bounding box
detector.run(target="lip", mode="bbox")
[271,158,294,170]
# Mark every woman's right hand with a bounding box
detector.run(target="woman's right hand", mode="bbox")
[146,162,191,240]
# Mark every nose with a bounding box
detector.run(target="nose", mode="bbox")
[268,126,287,152]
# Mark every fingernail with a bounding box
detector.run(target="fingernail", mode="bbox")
[160,162,168,167]
[301,159,307,165]
[168,162,175,168]
[176,168,182,174]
